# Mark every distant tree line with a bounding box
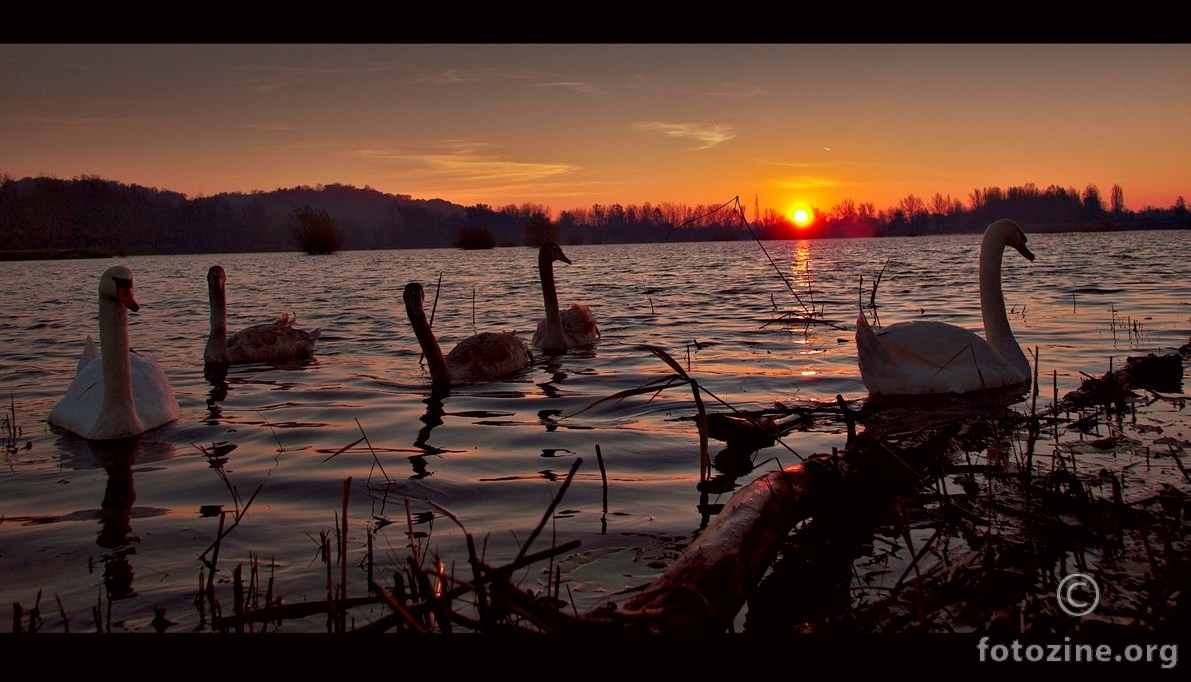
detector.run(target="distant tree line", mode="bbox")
[785,182,1190,240]
[0,174,1186,258]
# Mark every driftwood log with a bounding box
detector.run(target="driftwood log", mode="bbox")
[596,347,1188,634]
[611,459,847,634]
[594,421,956,634]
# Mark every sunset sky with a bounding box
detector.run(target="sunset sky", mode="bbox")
[3,43,1189,220]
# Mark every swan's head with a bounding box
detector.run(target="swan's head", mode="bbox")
[539,243,572,266]
[403,282,426,314]
[100,265,140,312]
[207,265,227,294]
[989,219,1035,262]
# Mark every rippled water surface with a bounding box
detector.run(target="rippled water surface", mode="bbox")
[1,231,1188,632]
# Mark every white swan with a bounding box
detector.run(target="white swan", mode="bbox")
[403,281,532,387]
[49,265,180,440]
[204,265,320,365]
[531,243,599,350]
[855,218,1036,395]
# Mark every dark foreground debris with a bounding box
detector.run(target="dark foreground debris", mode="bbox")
[11,349,1190,635]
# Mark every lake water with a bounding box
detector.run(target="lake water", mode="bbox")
[2,230,1189,633]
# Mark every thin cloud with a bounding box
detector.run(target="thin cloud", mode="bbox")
[413,67,549,86]
[415,155,575,184]
[346,139,614,205]
[634,121,736,149]
[353,140,578,188]
[233,64,398,93]
[413,67,609,95]
[237,122,300,132]
[15,114,138,130]
[776,176,844,191]
[237,58,612,97]
[532,80,608,95]
[701,83,768,98]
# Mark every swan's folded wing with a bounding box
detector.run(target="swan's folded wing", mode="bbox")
[78,335,100,373]
[228,322,318,363]
[531,318,551,348]
[446,332,531,381]
[49,358,104,436]
[561,304,600,340]
[869,321,982,368]
[857,319,993,394]
[130,353,180,430]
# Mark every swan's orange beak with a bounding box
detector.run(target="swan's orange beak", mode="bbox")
[1015,244,1035,261]
[114,276,141,312]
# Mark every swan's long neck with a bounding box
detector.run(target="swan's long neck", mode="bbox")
[539,254,563,331]
[206,282,229,362]
[406,302,452,386]
[979,231,1028,373]
[97,293,142,434]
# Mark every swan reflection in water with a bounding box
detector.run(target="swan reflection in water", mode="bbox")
[50,434,177,607]
[88,436,187,633]
[88,438,142,602]
[203,363,231,423]
[408,385,451,479]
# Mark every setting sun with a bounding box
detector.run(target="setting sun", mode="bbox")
[791,207,812,227]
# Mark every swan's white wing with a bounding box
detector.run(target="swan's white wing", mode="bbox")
[52,353,179,439]
[855,219,1035,396]
[49,355,104,438]
[857,319,1015,395]
[78,335,99,373]
[130,352,180,430]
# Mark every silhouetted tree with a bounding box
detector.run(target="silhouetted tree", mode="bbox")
[456,227,495,249]
[524,212,557,247]
[1082,184,1104,214]
[290,205,342,255]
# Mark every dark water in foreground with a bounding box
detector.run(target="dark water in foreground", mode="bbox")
[1,231,1188,633]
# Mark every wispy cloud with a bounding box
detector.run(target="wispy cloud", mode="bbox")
[413,68,609,96]
[238,122,300,132]
[238,58,612,98]
[14,114,139,130]
[233,64,399,93]
[776,176,844,191]
[413,67,509,85]
[350,140,587,202]
[701,84,768,98]
[633,121,736,149]
[532,80,608,95]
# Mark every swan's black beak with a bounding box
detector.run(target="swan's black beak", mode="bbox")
[1015,244,1035,262]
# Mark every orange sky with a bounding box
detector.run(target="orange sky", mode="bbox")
[3,44,1189,219]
